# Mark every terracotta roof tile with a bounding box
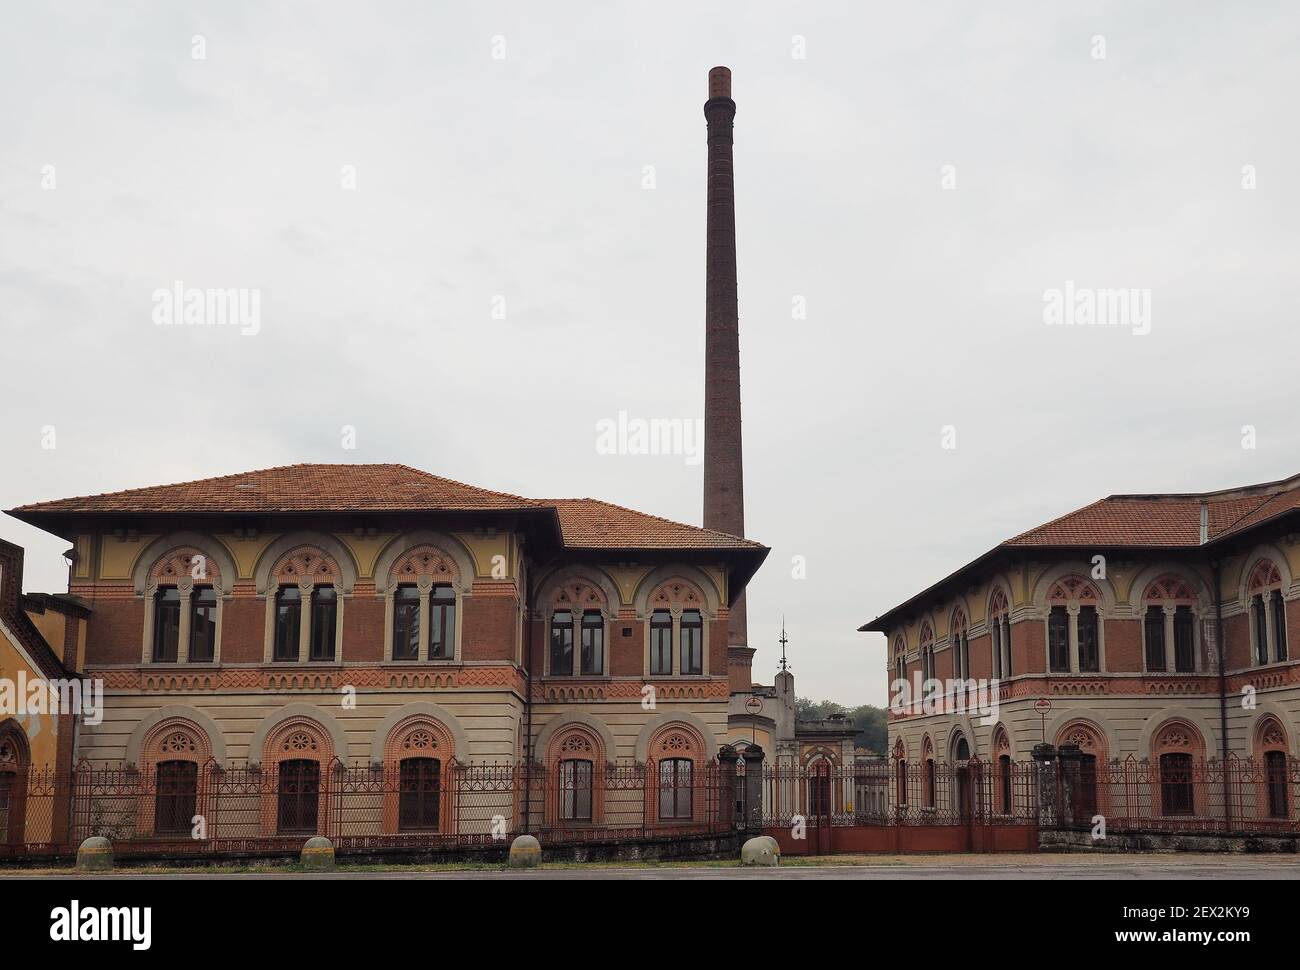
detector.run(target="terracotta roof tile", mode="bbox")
[545,498,764,550]
[861,471,1300,632]
[9,464,545,514]
[8,464,764,553]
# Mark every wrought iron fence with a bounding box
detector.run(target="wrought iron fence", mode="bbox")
[1051,754,1300,835]
[762,758,1038,828]
[0,758,737,859]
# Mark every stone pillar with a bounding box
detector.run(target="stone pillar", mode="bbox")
[1057,742,1082,829]
[1031,743,1058,829]
[740,744,765,832]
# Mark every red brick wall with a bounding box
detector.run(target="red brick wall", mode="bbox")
[342,595,384,662]
[969,633,992,680]
[1014,619,1043,674]
[461,595,517,662]
[610,618,643,676]
[85,599,143,664]
[1105,618,1141,672]
[218,597,264,663]
[1224,612,1251,669]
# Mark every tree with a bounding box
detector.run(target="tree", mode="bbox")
[795,697,888,755]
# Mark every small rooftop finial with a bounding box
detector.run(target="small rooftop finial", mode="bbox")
[709,66,731,99]
[778,616,789,672]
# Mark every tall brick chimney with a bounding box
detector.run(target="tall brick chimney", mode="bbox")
[702,66,750,667]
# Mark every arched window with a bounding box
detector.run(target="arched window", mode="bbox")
[309,586,337,662]
[1248,560,1287,666]
[0,727,30,845]
[950,609,969,680]
[155,761,198,835]
[152,587,182,662]
[1142,575,1197,673]
[549,610,574,675]
[580,610,604,675]
[650,610,672,675]
[265,546,342,665]
[544,576,609,677]
[1253,716,1289,819]
[1058,720,1106,819]
[142,545,227,664]
[393,585,420,661]
[1151,719,1204,817]
[273,586,301,662]
[919,623,935,684]
[658,759,693,820]
[922,736,935,809]
[429,585,455,659]
[680,610,703,675]
[998,754,1013,814]
[990,588,1011,679]
[559,759,594,821]
[277,759,321,834]
[190,586,218,663]
[892,637,906,686]
[398,758,441,831]
[1046,577,1103,673]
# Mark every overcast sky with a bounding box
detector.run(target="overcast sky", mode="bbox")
[3,2,1299,707]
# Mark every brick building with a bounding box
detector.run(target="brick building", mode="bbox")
[861,472,1300,811]
[4,464,766,795]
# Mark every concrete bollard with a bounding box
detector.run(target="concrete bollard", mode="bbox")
[76,836,114,872]
[300,836,335,871]
[740,835,779,867]
[508,834,541,868]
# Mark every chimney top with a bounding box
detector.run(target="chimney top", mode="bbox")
[708,66,731,99]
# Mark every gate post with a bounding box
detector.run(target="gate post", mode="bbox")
[740,745,765,832]
[1031,743,1059,830]
[1056,743,1082,830]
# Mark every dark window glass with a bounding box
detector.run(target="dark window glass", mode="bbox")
[680,610,703,675]
[429,585,455,659]
[1077,606,1099,672]
[273,586,301,662]
[924,760,936,808]
[189,587,217,663]
[1002,619,1013,677]
[549,611,574,675]
[1254,595,1269,665]
[153,587,181,662]
[276,759,320,834]
[393,586,420,661]
[1076,753,1098,819]
[1159,753,1194,817]
[658,758,693,820]
[999,755,1013,814]
[559,759,593,821]
[579,611,603,675]
[895,760,908,805]
[650,610,672,675]
[991,624,1002,678]
[398,758,441,831]
[154,760,198,835]
[808,769,831,818]
[1144,606,1166,671]
[1048,607,1070,672]
[0,772,13,842]
[1266,750,1289,819]
[1273,591,1288,663]
[1173,606,1195,672]
[310,586,337,661]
